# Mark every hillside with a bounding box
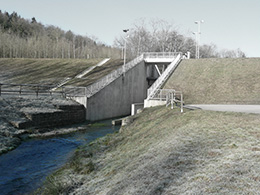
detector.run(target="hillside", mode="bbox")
[0,58,124,87]
[38,106,260,194]
[164,58,260,104]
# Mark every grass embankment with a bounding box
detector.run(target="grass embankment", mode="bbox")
[0,58,102,85]
[164,58,260,104]
[66,59,124,87]
[38,106,260,194]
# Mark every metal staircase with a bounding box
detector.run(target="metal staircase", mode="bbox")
[147,53,182,99]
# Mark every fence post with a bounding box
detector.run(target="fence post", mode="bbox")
[19,85,22,96]
[181,93,183,113]
[36,86,39,97]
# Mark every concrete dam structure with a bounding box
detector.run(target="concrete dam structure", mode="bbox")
[67,52,184,121]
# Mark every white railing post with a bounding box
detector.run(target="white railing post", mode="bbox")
[181,93,183,113]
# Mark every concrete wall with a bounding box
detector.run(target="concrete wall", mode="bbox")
[144,99,167,108]
[19,104,86,129]
[86,61,148,121]
[131,103,144,115]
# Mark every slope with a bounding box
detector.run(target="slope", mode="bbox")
[0,58,125,88]
[38,106,260,194]
[163,58,260,104]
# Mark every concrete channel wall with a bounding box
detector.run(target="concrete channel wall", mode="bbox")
[86,61,148,121]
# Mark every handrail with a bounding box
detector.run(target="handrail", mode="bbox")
[0,83,62,97]
[84,54,144,97]
[165,90,183,113]
[147,53,182,99]
[0,83,87,98]
[143,52,182,59]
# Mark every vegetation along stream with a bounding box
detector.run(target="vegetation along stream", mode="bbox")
[0,121,120,195]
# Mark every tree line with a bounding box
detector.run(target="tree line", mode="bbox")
[0,11,121,59]
[0,12,245,59]
[114,19,246,59]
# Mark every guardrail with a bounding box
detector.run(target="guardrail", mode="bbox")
[147,53,182,99]
[84,54,144,97]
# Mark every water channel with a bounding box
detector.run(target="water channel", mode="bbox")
[0,121,120,195]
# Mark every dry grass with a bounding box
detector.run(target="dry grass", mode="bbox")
[0,58,125,88]
[0,58,102,85]
[66,59,125,87]
[41,106,260,194]
[164,58,260,104]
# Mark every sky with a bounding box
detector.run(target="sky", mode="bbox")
[1,0,260,57]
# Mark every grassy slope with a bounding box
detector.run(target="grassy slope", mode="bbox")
[0,58,102,85]
[164,58,260,104]
[66,59,124,87]
[39,106,260,194]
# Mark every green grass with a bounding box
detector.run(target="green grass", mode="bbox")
[37,106,260,194]
[0,58,102,85]
[164,58,260,104]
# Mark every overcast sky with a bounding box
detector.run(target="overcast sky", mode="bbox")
[1,0,259,57]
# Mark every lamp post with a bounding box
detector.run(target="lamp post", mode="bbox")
[194,20,204,59]
[193,31,199,59]
[123,29,129,77]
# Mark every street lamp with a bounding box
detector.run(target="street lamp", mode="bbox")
[194,20,204,59]
[193,31,199,59]
[123,29,129,77]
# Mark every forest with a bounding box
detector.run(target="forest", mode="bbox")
[0,11,246,59]
[0,11,121,59]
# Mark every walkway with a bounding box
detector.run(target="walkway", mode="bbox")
[186,104,260,114]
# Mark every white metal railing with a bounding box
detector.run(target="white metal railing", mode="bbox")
[84,54,144,97]
[143,52,182,59]
[147,53,182,99]
[166,90,183,113]
[150,89,176,100]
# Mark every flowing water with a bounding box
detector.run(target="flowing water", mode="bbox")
[0,122,120,195]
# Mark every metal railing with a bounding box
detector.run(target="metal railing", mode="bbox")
[150,89,176,100]
[148,89,183,113]
[147,53,182,99]
[166,90,183,113]
[84,54,144,97]
[143,52,182,59]
[0,83,88,98]
[0,83,64,97]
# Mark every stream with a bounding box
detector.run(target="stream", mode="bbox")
[0,121,120,195]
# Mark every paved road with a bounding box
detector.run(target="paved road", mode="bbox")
[186,104,260,114]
